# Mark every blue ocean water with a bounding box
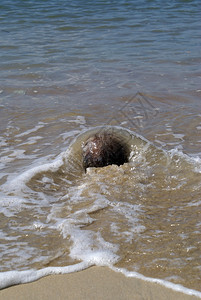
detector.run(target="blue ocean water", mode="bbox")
[1,0,201,103]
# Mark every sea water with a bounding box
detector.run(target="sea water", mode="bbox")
[0,0,201,297]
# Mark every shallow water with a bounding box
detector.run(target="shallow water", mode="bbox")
[0,0,201,294]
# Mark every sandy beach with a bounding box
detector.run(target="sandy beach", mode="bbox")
[0,267,200,300]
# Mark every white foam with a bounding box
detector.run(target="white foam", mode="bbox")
[0,262,90,290]
[0,230,18,241]
[0,263,201,298]
[60,130,80,141]
[69,227,119,266]
[0,162,6,169]
[19,136,43,145]
[168,147,201,172]
[111,267,201,298]
[0,149,37,165]
[47,196,119,267]
[15,123,46,138]
[172,133,185,140]
[3,154,64,194]
[0,194,28,217]
[67,116,86,125]
[0,137,7,147]
[110,201,145,243]
[187,199,201,207]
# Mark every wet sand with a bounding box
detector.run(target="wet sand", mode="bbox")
[0,267,200,300]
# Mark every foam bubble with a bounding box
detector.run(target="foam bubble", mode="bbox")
[0,194,29,217]
[3,154,64,194]
[15,123,45,138]
[69,228,119,266]
[168,148,201,173]
[0,149,38,165]
[47,196,119,267]
[0,262,89,290]
[67,116,86,125]
[19,136,43,145]
[111,267,201,298]
[0,264,201,298]
[60,129,80,141]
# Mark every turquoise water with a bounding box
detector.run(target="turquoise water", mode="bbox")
[0,0,201,295]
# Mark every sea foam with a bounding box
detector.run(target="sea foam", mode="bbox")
[0,264,201,298]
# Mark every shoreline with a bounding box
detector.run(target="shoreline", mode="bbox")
[0,267,200,300]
